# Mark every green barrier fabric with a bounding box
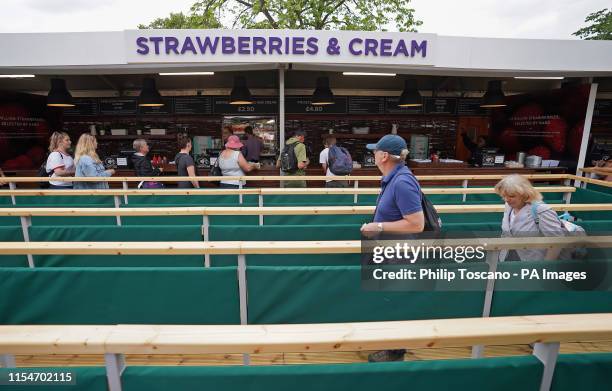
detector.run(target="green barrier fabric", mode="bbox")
[28,225,203,267]
[491,259,612,316]
[125,194,259,205]
[571,188,612,220]
[0,227,26,267]
[15,195,115,206]
[585,183,612,195]
[0,367,107,391]
[0,267,240,324]
[122,356,541,391]
[551,353,612,391]
[247,266,485,324]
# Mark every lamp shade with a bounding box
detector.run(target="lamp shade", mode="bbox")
[481,80,506,108]
[47,78,74,107]
[398,79,422,107]
[138,78,164,107]
[312,77,334,105]
[229,76,253,104]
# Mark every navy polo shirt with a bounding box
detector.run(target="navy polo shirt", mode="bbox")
[373,164,422,223]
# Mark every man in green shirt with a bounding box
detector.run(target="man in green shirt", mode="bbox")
[277,130,309,188]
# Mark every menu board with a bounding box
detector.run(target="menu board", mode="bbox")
[595,99,612,118]
[384,97,423,114]
[348,96,385,114]
[213,96,278,114]
[285,96,348,114]
[139,97,174,115]
[457,98,486,115]
[174,96,213,114]
[63,98,98,116]
[98,98,138,115]
[424,98,457,114]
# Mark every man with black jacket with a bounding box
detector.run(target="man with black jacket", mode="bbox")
[131,139,163,189]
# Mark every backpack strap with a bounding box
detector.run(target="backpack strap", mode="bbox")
[530,202,540,226]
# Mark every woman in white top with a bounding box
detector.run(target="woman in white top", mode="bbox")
[45,131,75,189]
[218,135,258,188]
[495,174,568,261]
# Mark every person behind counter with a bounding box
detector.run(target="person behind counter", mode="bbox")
[221,126,233,144]
[219,135,260,189]
[461,133,489,166]
[73,134,115,190]
[175,133,199,189]
[46,131,75,189]
[132,138,164,189]
[241,126,264,163]
[277,130,309,188]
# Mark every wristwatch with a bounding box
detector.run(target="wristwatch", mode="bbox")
[377,222,384,232]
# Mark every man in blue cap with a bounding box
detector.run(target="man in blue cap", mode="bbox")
[361,134,425,363]
[360,134,424,237]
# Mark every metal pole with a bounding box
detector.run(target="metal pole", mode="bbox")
[122,181,129,205]
[203,215,210,268]
[238,182,243,205]
[0,354,16,368]
[8,182,16,205]
[562,179,572,206]
[104,353,125,391]
[472,249,499,359]
[237,254,250,365]
[258,194,264,226]
[19,216,34,268]
[278,67,285,176]
[574,83,598,188]
[462,180,468,203]
[533,342,560,391]
[114,196,122,226]
[353,180,359,204]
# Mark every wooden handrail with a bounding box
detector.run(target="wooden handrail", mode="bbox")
[0,314,611,355]
[1,203,610,217]
[0,186,576,197]
[1,236,611,255]
[579,167,612,174]
[1,173,572,183]
[568,174,612,188]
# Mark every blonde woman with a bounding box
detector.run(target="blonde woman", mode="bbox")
[45,131,75,189]
[494,174,567,261]
[74,134,115,189]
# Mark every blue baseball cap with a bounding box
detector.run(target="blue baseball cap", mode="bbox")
[366,135,407,156]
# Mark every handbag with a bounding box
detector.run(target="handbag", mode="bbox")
[210,157,222,177]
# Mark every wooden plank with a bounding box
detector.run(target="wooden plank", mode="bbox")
[0,186,575,197]
[1,174,572,184]
[1,314,612,355]
[0,202,610,217]
[568,174,612,188]
[1,235,611,255]
[14,340,612,367]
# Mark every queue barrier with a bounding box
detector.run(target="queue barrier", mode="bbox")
[1,314,612,391]
[1,202,611,268]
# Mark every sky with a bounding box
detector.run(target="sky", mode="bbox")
[0,0,608,39]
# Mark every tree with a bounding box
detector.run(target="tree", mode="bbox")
[138,0,422,32]
[573,8,612,40]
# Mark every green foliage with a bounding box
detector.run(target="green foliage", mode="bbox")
[138,0,421,31]
[573,8,612,40]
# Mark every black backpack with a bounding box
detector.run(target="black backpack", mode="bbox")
[37,152,63,189]
[280,142,299,173]
[420,191,442,231]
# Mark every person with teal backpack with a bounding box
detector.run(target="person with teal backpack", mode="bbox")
[495,174,584,261]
